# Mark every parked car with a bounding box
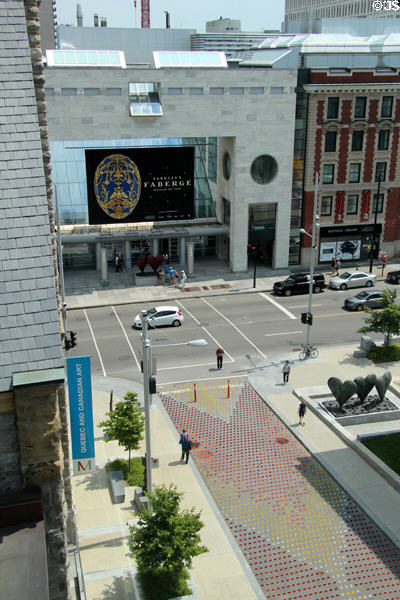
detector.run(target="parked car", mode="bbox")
[273,272,325,296]
[329,271,376,290]
[386,270,400,285]
[133,306,183,328]
[344,289,386,311]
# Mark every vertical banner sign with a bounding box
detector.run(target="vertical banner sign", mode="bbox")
[66,356,95,475]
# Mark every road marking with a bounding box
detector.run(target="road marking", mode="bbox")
[158,360,233,371]
[177,300,235,362]
[314,312,363,318]
[158,374,246,386]
[112,306,141,372]
[259,292,297,320]
[201,297,268,360]
[264,330,302,337]
[288,304,323,309]
[84,309,106,377]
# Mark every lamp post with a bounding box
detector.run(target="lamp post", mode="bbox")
[300,172,319,348]
[140,308,207,493]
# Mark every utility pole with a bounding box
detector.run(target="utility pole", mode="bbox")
[141,310,152,493]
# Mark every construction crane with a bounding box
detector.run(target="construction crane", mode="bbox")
[141,0,150,28]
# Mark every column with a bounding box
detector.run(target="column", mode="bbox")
[179,237,186,266]
[152,238,159,256]
[186,240,194,275]
[124,240,131,269]
[95,242,101,271]
[100,248,109,286]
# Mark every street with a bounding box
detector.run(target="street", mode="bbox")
[65,281,396,384]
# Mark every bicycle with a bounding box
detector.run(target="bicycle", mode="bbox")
[299,343,319,360]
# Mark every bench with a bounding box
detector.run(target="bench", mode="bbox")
[108,470,125,504]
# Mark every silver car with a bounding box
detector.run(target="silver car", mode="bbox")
[344,289,385,311]
[330,271,376,290]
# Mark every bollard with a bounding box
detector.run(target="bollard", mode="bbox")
[227,379,230,399]
[194,382,197,403]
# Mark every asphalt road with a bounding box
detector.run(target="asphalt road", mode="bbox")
[65,281,397,385]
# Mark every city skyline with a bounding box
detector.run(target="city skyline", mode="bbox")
[56,0,285,32]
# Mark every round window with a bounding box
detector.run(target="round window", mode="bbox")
[250,155,278,184]
[223,152,231,180]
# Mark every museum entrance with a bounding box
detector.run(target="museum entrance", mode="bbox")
[248,203,276,266]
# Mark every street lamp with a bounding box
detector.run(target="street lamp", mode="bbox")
[140,309,207,493]
[369,174,390,273]
[300,172,319,348]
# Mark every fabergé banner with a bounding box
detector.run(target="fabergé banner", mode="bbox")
[86,146,195,224]
[66,355,95,475]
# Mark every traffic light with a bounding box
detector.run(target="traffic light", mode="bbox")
[64,334,71,350]
[307,313,313,326]
[247,242,257,256]
[69,331,78,348]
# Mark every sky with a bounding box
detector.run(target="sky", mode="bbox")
[56,0,286,33]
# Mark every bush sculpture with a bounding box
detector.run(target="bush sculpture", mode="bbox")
[328,371,391,408]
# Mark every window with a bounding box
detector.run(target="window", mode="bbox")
[354,97,367,119]
[351,130,364,152]
[230,87,244,95]
[250,155,278,184]
[189,88,203,95]
[250,87,264,94]
[381,96,393,118]
[324,131,337,152]
[271,87,284,94]
[84,88,100,96]
[46,87,54,96]
[322,164,335,184]
[61,88,77,96]
[375,162,387,182]
[167,88,182,95]
[106,88,122,96]
[129,83,162,116]
[208,137,217,183]
[321,196,332,216]
[222,152,231,180]
[210,87,224,95]
[378,129,390,150]
[349,163,361,183]
[347,194,358,215]
[327,97,339,119]
[372,193,384,213]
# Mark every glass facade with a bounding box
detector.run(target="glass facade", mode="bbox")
[51,137,216,225]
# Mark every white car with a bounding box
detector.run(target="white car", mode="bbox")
[133,306,184,328]
[329,271,376,290]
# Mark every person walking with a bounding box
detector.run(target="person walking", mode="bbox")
[216,346,224,369]
[164,264,170,285]
[381,252,387,276]
[282,360,291,384]
[330,256,336,275]
[298,399,307,426]
[179,430,193,464]
[335,259,341,276]
[169,266,175,286]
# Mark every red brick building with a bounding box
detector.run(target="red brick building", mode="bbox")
[302,69,400,265]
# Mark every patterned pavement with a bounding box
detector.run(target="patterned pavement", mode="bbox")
[160,379,400,600]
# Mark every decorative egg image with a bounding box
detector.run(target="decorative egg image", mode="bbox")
[94,153,141,220]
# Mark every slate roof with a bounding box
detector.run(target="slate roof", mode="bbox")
[0,0,63,392]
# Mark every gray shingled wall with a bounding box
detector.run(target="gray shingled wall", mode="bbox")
[0,0,63,392]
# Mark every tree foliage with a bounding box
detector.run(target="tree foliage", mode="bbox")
[99,391,144,467]
[127,483,208,574]
[359,289,400,347]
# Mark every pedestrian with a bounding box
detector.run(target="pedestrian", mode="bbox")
[381,252,387,276]
[115,254,122,273]
[179,270,186,288]
[335,259,341,276]
[170,266,175,286]
[330,256,336,275]
[282,360,291,384]
[174,268,179,286]
[298,399,307,426]
[165,251,169,264]
[157,269,163,285]
[162,253,167,266]
[179,429,193,464]
[164,264,170,285]
[216,346,224,369]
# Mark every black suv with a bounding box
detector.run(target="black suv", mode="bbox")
[273,272,326,296]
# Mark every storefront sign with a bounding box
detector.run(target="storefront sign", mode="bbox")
[86,147,194,224]
[66,356,95,475]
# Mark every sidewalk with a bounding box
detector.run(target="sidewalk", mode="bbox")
[64,258,400,310]
[71,347,400,599]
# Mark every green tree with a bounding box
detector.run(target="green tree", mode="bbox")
[358,288,400,347]
[128,483,208,580]
[99,391,144,468]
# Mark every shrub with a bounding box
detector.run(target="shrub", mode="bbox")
[367,343,400,362]
[106,457,144,487]
[139,566,191,600]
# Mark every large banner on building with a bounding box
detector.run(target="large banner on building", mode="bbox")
[66,355,95,475]
[86,147,194,224]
